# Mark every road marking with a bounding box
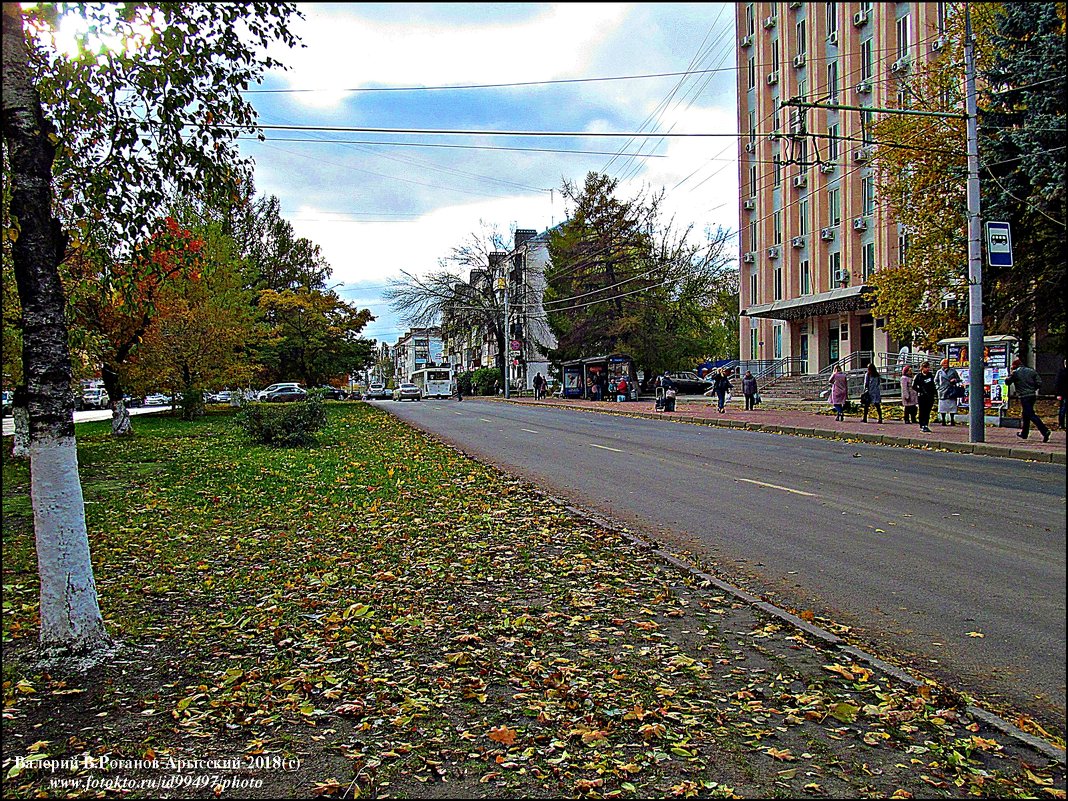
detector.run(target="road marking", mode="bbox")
[589,443,624,453]
[520,428,540,434]
[480,418,493,423]
[736,477,816,497]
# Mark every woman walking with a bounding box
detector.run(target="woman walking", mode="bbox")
[914,361,937,433]
[828,365,848,421]
[935,358,962,426]
[861,363,883,423]
[900,365,918,425]
[704,368,733,413]
[741,370,759,411]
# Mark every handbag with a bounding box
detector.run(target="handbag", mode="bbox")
[954,385,967,400]
[860,390,872,405]
[754,393,761,404]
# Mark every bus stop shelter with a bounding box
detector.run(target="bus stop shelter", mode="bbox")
[560,354,638,400]
[937,334,1018,424]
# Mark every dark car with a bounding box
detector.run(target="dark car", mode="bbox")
[664,371,714,395]
[263,386,308,403]
[314,386,347,400]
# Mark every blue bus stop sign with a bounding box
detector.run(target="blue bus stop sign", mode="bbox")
[985,221,1013,268]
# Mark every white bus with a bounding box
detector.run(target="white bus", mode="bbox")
[410,366,453,399]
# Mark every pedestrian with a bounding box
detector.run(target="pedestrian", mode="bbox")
[741,370,758,411]
[533,372,545,400]
[1055,358,1067,431]
[1006,358,1051,442]
[493,378,500,396]
[914,361,936,432]
[861,363,883,423]
[616,375,628,402]
[455,378,463,402]
[827,364,848,421]
[900,365,919,425]
[704,367,733,413]
[935,358,962,426]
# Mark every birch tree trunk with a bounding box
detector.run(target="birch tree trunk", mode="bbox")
[2,5,109,654]
[12,386,29,458]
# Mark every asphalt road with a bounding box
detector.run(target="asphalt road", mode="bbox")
[1,405,169,437]
[377,397,1067,735]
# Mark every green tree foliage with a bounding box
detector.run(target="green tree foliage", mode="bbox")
[546,173,737,382]
[258,288,375,387]
[979,2,1067,353]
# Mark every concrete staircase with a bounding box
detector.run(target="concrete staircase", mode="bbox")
[759,374,821,400]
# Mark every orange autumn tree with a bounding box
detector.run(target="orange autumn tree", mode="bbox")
[65,215,207,434]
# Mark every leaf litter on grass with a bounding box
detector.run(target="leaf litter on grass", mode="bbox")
[1,405,1064,799]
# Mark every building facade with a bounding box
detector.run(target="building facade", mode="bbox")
[392,327,443,382]
[736,1,949,372]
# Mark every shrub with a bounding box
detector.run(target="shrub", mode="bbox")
[239,394,327,446]
[470,367,502,396]
[179,388,205,421]
[456,371,472,396]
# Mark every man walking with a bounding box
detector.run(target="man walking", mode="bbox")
[533,372,545,400]
[1006,358,1051,442]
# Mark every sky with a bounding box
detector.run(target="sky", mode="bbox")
[237,3,741,347]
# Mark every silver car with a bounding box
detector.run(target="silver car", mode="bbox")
[392,383,422,401]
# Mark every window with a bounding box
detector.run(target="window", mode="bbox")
[896,14,910,60]
[826,2,837,35]
[774,156,782,186]
[748,56,756,89]
[799,198,809,236]
[772,39,780,72]
[749,219,758,251]
[750,324,758,359]
[830,251,842,284]
[750,269,758,305]
[827,59,838,101]
[797,78,807,100]
[773,324,783,358]
[937,1,948,34]
[748,110,756,142]
[898,230,909,265]
[801,259,812,294]
[862,175,875,215]
[796,138,808,167]
[827,123,839,161]
[861,107,874,144]
[860,38,873,80]
[774,265,783,300]
[796,19,807,56]
[746,4,755,36]
[749,163,758,195]
[829,187,841,225]
[862,241,875,280]
[774,210,783,244]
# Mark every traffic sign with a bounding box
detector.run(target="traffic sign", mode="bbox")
[985,221,1012,268]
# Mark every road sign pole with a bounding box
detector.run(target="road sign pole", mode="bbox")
[964,4,985,443]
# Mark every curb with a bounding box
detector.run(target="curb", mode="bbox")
[489,398,1064,464]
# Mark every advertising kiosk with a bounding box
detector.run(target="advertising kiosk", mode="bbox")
[559,354,638,401]
[937,334,1018,425]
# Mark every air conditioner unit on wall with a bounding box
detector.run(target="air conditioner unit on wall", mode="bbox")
[764,15,778,29]
[790,1,804,8]
[820,227,836,241]
[853,10,869,27]
[853,148,870,163]
[769,130,782,141]
[743,198,756,210]
[855,80,872,94]
[820,162,837,174]
[743,252,756,264]
[792,175,807,189]
[740,33,754,48]
[767,247,781,259]
[891,56,911,74]
[791,236,806,248]
[931,36,947,52]
[853,216,868,231]
[793,53,806,68]
[744,141,756,153]
[827,30,839,46]
[767,71,780,85]
[835,269,849,283]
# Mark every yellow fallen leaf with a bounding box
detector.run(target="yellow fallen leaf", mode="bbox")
[966,631,985,638]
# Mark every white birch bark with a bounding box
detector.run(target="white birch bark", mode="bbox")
[110,399,132,436]
[30,433,109,652]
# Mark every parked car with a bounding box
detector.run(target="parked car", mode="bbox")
[263,386,308,403]
[366,383,391,400]
[314,386,347,400]
[392,383,422,401]
[212,390,233,404]
[144,393,172,406]
[257,382,302,402]
[80,387,110,410]
[664,371,714,395]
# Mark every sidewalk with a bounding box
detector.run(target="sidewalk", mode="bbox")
[492,393,1066,464]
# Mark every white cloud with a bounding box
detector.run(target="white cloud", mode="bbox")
[275,4,633,109]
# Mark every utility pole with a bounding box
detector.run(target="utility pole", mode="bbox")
[498,273,510,399]
[782,5,986,443]
[963,3,986,442]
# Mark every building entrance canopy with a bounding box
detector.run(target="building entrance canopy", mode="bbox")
[743,285,872,321]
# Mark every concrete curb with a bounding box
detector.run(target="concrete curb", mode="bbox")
[488,398,1065,464]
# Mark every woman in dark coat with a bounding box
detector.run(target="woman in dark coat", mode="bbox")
[741,370,759,411]
[861,363,883,423]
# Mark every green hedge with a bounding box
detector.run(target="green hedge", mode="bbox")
[239,394,327,446]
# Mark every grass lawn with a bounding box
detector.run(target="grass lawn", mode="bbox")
[2,404,1064,798]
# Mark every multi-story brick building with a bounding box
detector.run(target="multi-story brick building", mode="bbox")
[736,1,949,372]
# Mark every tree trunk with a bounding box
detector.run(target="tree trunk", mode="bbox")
[2,4,109,654]
[101,362,132,435]
[11,385,29,458]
